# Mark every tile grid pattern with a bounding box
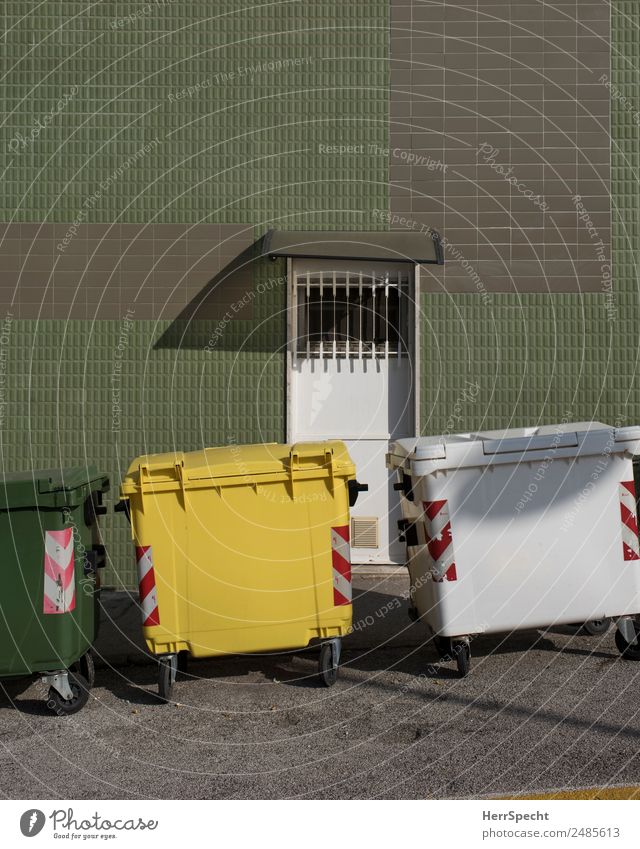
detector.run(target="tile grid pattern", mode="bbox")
[0,1,389,587]
[390,0,611,292]
[420,2,640,437]
[0,223,255,319]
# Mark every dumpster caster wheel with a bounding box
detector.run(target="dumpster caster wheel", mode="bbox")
[47,672,90,715]
[615,622,640,660]
[433,635,452,659]
[73,650,95,689]
[582,618,611,636]
[453,640,471,678]
[318,640,340,687]
[158,655,178,702]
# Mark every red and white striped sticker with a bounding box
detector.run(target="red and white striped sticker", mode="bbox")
[331,525,351,606]
[423,499,457,582]
[619,481,640,561]
[43,528,75,614]
[136,545,160,626]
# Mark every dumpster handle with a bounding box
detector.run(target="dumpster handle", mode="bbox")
[175,461,187,508]
[288,445,334,495]
[289,446,334,468]
[137,463,148,512]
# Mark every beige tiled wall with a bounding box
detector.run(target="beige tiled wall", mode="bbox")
[0,224,255,319]
[390,0,611,292]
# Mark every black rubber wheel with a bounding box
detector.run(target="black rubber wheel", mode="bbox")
[46,672,90,715]
[453,640,471,677]
[582,618,612,636]
[73,650,95,689]
[158,657,174,702]
[615,623,640,660]
[407,605,418,623]
[318,643,339,687]
[433,635,452,659]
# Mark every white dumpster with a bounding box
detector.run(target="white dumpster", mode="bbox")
[387,422,640,676]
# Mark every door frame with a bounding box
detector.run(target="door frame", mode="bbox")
[285,257,421,442]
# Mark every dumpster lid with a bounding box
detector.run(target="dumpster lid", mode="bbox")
[388,436,447,462]
[32,466,107,494]
[614,425,640,443]
[0,466,106,493]
[121,440,355,490]
[389,422,629,467]
[0,466,108,509]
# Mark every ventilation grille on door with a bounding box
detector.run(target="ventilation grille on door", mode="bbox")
[351,517,379,548]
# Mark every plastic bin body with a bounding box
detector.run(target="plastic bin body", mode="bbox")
[120,441,355,658]
[388,423,640,638]
[0,468,109,676]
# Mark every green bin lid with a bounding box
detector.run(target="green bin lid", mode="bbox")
[0,466,109,509]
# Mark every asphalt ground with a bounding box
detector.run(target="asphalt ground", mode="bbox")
[1,575,640,800]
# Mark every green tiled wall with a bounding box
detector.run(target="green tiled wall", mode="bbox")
[420,293,617,433]
[2,2,389,588]
[3,272,285,588]
[421,4,638,435]
[2,1,389,228]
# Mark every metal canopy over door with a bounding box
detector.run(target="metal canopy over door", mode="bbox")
[287,258,416,565]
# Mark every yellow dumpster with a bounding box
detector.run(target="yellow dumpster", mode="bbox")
[118,440,366,701]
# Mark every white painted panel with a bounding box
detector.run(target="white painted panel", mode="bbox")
[292,357,413,439]
[289,260,416,565]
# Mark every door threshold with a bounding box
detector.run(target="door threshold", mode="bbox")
[352,563,407,578]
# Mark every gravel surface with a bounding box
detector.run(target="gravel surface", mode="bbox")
[1,577,640,799]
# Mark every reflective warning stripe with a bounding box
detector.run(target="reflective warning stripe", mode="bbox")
[43,528,75,614]
[620,481,640,561]
[331,525,351,605]
[423,500,457,582]
[136,545,160,626]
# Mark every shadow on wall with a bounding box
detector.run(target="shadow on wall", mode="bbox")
[154,235,286,353]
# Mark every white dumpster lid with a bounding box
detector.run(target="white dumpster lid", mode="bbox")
[389,421,639,469]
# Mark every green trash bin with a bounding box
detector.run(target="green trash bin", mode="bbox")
[0,467,109,714]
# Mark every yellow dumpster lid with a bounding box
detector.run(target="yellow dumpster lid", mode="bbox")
[120,440,355,492]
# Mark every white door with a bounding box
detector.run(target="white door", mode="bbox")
[288,259,416,565]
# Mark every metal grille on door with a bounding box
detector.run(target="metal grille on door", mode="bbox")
[294,270,411,359]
